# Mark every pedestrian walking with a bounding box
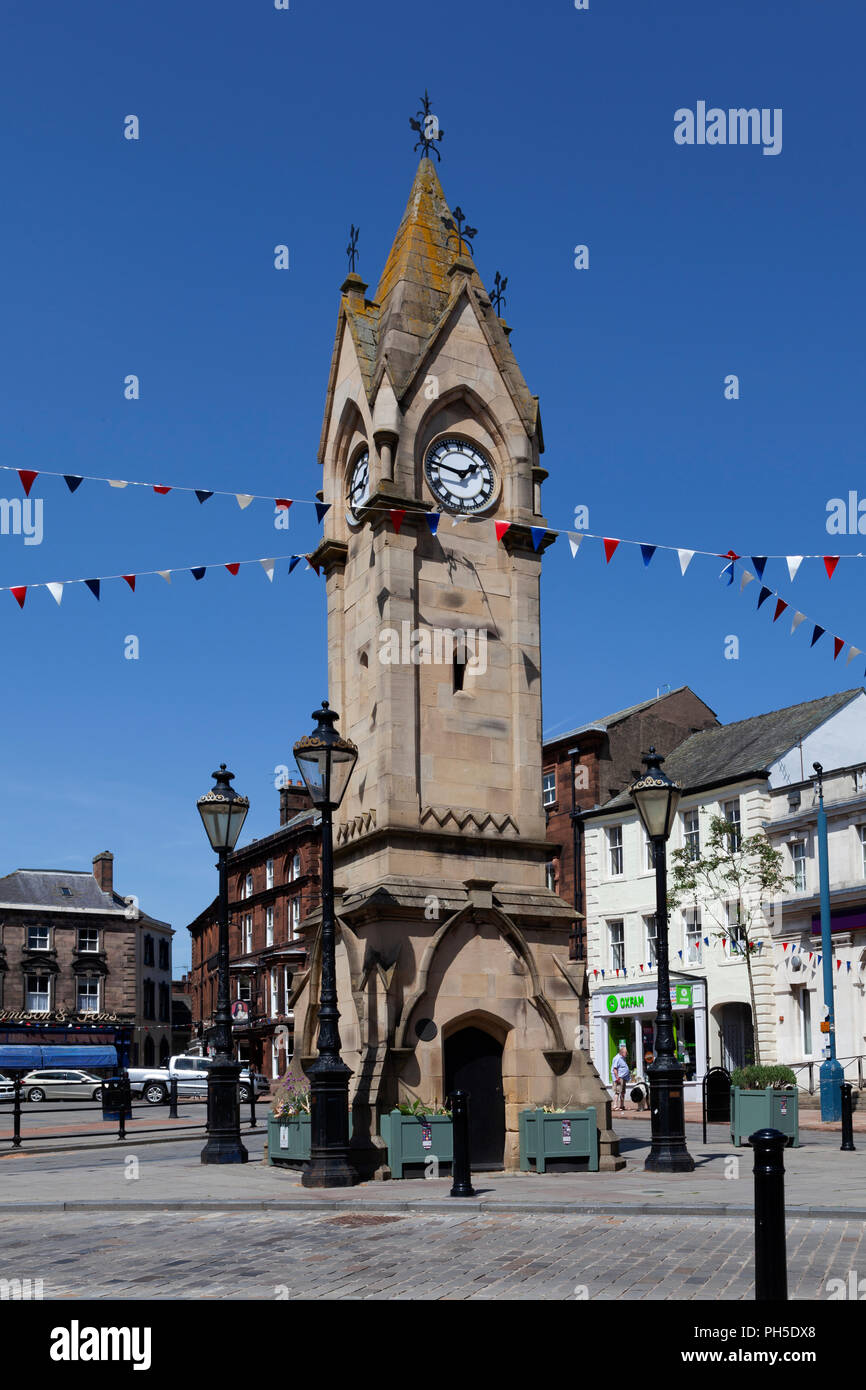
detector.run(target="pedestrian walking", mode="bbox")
[611,1044,631,1112]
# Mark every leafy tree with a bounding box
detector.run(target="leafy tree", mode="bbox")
[668,814,791,1066]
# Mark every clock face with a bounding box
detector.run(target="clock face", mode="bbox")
[424,438,497,514]
[346,449,370,524]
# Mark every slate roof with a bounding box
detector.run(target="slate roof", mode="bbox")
[544,686,713,748]
[595,689,863,813]
[0,868,170,927]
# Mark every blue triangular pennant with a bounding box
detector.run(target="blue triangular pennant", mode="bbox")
[752,556,767,580]
[64,475,84,493]
[640,545,656,567]
[530,526,546,551]
[195,490,214,504]
[288,555,302,573]
[84,579,100,601]
[811,625,825,647]
[425,512,441,536]
[315,502,330,523]
[757,586,772,609]
[191,567,206,581]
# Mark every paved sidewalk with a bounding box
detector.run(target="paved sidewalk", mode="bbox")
[1,1122,863,1216]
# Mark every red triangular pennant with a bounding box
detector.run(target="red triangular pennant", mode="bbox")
[307,557,320,576]
[153,486,171,495]
[390,509,406,534]
[17,470,38,497]
[603,538,620,563]
[495,521,511,542]
[10,586,27,609]
[824,555,839,579]
[122,575,136,592]
[274,499,292,511]
[833,636,845,660]
[783,942,788,951]
[225,563,240,576]
[773,599,788,623]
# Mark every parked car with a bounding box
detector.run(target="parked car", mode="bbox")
[0,1073,15,1102]
[20,1070,104,1103]
[127,1054,269,1105]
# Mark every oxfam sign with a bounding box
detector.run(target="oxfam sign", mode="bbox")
[606,994,644,1013]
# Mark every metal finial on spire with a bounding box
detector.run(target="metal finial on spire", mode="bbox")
[490,271,508,315]
[346,224,360,274]
[410,89,444,161]
[441,206,477,258]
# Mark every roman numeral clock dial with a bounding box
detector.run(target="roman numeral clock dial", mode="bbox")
[424,438,497,515]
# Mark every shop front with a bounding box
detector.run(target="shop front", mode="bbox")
[591,978,707,1103]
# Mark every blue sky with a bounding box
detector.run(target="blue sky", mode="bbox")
[1,1,863,971]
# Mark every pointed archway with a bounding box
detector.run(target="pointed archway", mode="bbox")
[443,1018,505,1168]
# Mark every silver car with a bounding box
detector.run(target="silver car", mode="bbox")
[0,1073,15,1102]
[21,1069,104,1103]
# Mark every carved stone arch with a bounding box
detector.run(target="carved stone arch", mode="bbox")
[414,381,509,463]
[295,914,364,1058]
[332,396,368,487]
[394,902,566,1056]
[441,1007,510,1045]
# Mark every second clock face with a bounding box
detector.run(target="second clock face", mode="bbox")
[424,438,497,514]
[346,449,370,524]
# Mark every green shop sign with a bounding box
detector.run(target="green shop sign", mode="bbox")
[674,985,693,1007]
[606,994,644,1013]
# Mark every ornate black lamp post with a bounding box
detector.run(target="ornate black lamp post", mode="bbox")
[197,764,250,1165]
[629,748,695,1173]
[294,702,359,1188]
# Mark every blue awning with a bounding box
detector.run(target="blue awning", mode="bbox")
[0,1046,42,1071]
[40,1046,117,1070]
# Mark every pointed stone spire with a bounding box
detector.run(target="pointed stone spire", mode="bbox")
[374,158,482,396]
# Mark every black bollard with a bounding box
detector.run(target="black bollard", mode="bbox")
[168,1077,179,1119]
[448,1090,476,1197]
[249,1084,257,1130]
[840,1083,856,1152]
[750,1127,787,1301]
[12,1075,22,1149]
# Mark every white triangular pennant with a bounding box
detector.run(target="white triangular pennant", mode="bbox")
[108,479,129,488]
[158,570,172,584]
[678,548,695,576]
[846,646,862,666]
[236,494,254,510]
[740,570,755,591]
[786,556,803,583]
[46,582,63,605]
[260,558,275,582]
[568,532,583,559]
[790,611,806,634]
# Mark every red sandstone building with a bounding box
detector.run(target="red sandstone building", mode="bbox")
[186,782,322,1079]
[542,688,718,957]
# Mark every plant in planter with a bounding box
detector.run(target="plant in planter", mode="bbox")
[395,1097,449,1117]
[271,1072,311,1119]
[730,1065,800,1147]
[731,1065,796,1090]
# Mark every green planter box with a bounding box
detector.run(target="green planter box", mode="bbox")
[380,1111,453,1179]
[519,1108,599,1173]
[730,1087,800,1147]
[267,1112,311,1166]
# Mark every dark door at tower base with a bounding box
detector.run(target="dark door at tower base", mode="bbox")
[444,1026,505,1168]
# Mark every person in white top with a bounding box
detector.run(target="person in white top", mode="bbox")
[611,1044,631,1112]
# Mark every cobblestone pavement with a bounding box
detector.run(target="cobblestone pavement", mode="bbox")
[4,1208,864,1300]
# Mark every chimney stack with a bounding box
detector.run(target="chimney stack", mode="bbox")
[92,851,114,894]
[279,780,312,825]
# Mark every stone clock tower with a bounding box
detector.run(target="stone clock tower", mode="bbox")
[296,153,621,1173]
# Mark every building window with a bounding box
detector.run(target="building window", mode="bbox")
[545,861,556,892]
[78,976,100,1013]
[27,926,49,952]
[243,915,253,954]
[158,982,170,1022]
[26,974,50,1011]
[854,770,866,794]
[791,841,807,892]
[725,901,747,957]
[722,798,741,853]
[266,906,274,947]
[158,939,169,971]
[237,977,251,1003]
[860,825,866,878]
[292,852,301,880]
[542,771,556,807]
[266,858,274,889]
[290,898,300,938]
[644,914,658,968]
[77,927,99,953]
[245,873,254,899]
[608,920,625,973]
[800,988,812,1055]
[143,935,154,966]
[683,809,700,863]
[143,980,155,1019]
[643,831,655,873]
[684,907,702,965]
[607,826,623,877]
[270,969,278,1017]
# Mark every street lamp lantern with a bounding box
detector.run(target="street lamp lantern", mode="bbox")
[294,702,358,809]
[197,764,250,852]
[630,748,682,842]
[197,763,249,1165]
[293,702,359,1187]
[628,747,694,1174]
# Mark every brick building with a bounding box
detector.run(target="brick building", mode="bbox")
[542,688,718,956]
[0,851,172,1065]
[187,782,322,1079]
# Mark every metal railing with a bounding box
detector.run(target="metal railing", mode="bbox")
[789,1054,865,1094]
